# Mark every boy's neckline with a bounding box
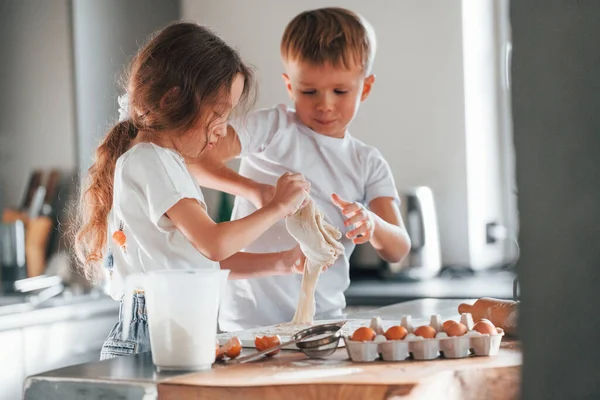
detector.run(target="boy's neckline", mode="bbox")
[294,115,351,146]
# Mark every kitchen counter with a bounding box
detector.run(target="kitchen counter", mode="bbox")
[0,291,118,332]
[345,269,516,306]
[23,299,521,400]
[0,291,119,400]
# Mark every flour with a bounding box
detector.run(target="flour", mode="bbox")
[285,200,344,324]
[150,318,216,370]
[291,359,348,368]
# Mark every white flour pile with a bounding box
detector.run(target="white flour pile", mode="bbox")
[150,318,215,369]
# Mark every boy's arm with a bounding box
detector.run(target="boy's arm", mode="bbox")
[332,194,411,264]
[187,125,273,208]
[367,197,411,263]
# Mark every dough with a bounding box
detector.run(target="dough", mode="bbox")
[285,199,344,324]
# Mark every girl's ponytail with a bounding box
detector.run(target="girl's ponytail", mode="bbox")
[74,120,137,281]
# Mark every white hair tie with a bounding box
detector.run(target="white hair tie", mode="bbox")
[117,93,131,123]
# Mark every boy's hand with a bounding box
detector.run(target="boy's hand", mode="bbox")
[283,245,306,274]
[284,245,332,275]
[331,193,375,245]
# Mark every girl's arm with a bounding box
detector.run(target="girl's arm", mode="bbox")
[187,125,272,208]
[166,173,309,262]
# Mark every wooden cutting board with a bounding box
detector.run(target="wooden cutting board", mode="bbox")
[159,340,521,400]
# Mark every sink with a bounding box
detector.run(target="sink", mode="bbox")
[37,291,105,308]
[0,296,33,316]
[0,295,27,307]
[0,290,108,316]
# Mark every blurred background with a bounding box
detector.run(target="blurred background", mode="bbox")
[4,1,598,399]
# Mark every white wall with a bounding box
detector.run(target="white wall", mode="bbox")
[0,0,76,207]
[182,0,477,266]
[72,0,180,174]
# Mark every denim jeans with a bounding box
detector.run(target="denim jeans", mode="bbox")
[100,292,151,360]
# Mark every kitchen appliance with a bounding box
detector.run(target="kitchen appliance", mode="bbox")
[350,186,442,280]
[389,186,442,280]
[0,220,27,292]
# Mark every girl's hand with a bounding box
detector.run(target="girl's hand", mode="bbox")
[250,183,276,209]
[331,193,375,244]
[269,172,310,216]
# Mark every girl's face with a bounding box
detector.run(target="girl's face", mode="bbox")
[180,74,245,156]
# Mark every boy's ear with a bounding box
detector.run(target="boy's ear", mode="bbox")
[360,74,376,102]
[282,73,295,100]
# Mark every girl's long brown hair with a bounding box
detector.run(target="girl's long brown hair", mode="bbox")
[74,22,256,281]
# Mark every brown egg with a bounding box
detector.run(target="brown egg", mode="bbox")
[216,340,224,360]
[351,326,377,342]
[255,335,281,356]
[442,320,457,331]
[414,325,437,339]
[444,321,468,337]
[473,319,497,335]
[384,325,408,341]
[225,337,242,359]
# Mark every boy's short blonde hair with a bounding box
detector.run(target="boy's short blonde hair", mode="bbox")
[280,7,377,75]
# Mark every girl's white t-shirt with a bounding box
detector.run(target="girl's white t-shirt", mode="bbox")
[106,142,219,300]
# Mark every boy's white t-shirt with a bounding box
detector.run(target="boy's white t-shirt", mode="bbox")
[218,104,399,331]
[106,142,219,300]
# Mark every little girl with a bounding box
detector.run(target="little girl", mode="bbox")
[74,22,310,360]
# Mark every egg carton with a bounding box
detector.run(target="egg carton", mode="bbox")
[343,314,504,362]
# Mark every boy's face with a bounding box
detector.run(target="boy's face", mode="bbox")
[282,60,375,138]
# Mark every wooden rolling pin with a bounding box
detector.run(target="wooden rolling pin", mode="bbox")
[458,297,518,336]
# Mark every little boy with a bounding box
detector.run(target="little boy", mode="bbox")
[191,7,411,331]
